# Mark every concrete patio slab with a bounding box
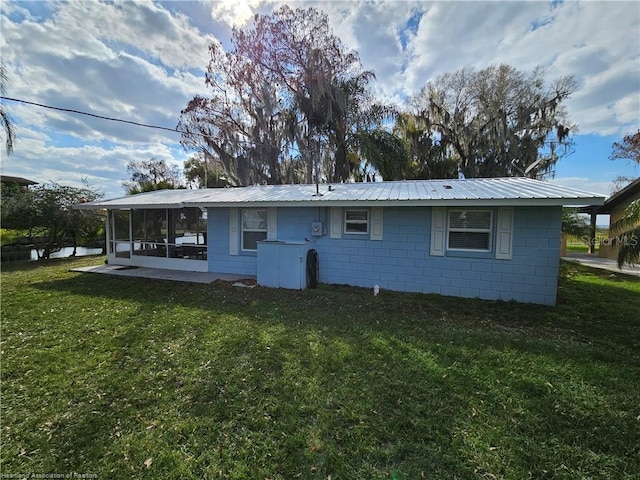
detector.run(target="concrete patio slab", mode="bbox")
[71,264,256,284]
[562,254,640,278]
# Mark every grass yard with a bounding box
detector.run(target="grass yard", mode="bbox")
[1,257,639,479]
[564,243,592,255]
[564,234,597,255]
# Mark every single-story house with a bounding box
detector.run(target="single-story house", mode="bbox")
[75,177,604,305]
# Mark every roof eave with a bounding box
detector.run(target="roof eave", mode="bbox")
[598,178,640,213]
[190,197,605,209]
[74,202,186,210]
[75,197,605,211]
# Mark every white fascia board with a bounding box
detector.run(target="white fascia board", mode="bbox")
[73,203,113,210]
[74,203,183,210]
[73,204,109,211]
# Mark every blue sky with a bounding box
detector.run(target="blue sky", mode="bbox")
[1,0,638,200]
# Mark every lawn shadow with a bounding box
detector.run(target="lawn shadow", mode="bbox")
[30,262,640,362]
[0,254,106,273]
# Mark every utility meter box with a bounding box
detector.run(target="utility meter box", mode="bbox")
[311,222,323,237]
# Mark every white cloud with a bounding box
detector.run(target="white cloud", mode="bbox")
[330,1,639,136]
[210,0,271,27]
[2,1,212,147]
[38,0,214,69]
[549,176,611,198]
[1,128,189,198]
[402,2,548,85]
[567,57,640,135]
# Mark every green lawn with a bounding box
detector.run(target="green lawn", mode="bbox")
[565,243,592,254]
[564,234,596,254]
[1,257,639,479]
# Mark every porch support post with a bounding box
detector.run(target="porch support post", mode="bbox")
[588,207,598,254]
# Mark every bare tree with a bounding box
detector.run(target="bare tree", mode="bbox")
[609,130,640,165]
[414,64,577,178]
[179,6,379,186]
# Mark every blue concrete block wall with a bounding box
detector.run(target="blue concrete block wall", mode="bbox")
[276,207,323,240]
[207,207,321,276]
[314,206,562,305]
[208,205,563,305]
[207,208,257,276]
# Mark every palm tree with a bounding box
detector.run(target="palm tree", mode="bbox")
[1,58,15,155]
[611,198,640,267]
[355,128,409,181]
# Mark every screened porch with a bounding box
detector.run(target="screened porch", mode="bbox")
[107,207,208,270]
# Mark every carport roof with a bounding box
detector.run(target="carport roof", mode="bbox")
[581,177,640,214]
[75,177,606,209]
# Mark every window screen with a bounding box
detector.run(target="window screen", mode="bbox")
[242,209,267,250]
[344,209,369,234]
[447,210,492,251]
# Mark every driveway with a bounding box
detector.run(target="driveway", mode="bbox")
[562,253,640,278]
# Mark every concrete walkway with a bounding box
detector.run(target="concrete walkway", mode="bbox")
[562,254,640,277]
[71,264,256,284]
[72,256,640,283]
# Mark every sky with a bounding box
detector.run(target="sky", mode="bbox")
[1,0,639,201]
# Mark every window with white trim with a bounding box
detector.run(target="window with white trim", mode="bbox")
[344,209,369,234]
[447,210,492,251]
[242,209,267,251]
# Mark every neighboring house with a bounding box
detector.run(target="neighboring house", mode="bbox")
[590,178,640,260]
[75,177,604,305]
[1,174,38,192]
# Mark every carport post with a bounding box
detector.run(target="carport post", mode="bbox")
[588,207,598,254]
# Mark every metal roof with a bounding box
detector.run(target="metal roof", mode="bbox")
[1,175,38,186]
[75,177,606,210]
[594,177,639,214]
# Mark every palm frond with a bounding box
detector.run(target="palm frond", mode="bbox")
[617,226,640,268]
[1,108,15,154]
[1,58,15,154]
[611,199,640,233]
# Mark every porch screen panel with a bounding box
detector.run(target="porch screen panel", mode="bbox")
[145,209,166,242]
[132,210,146,256]
[171,208,206,259]
[112,210,131,258]
[198,210,207,245]
[132,209,167,257]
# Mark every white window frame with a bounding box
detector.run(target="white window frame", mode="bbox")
[241,209,268,251]
[447,209,493,252]
[344,209,369,235]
